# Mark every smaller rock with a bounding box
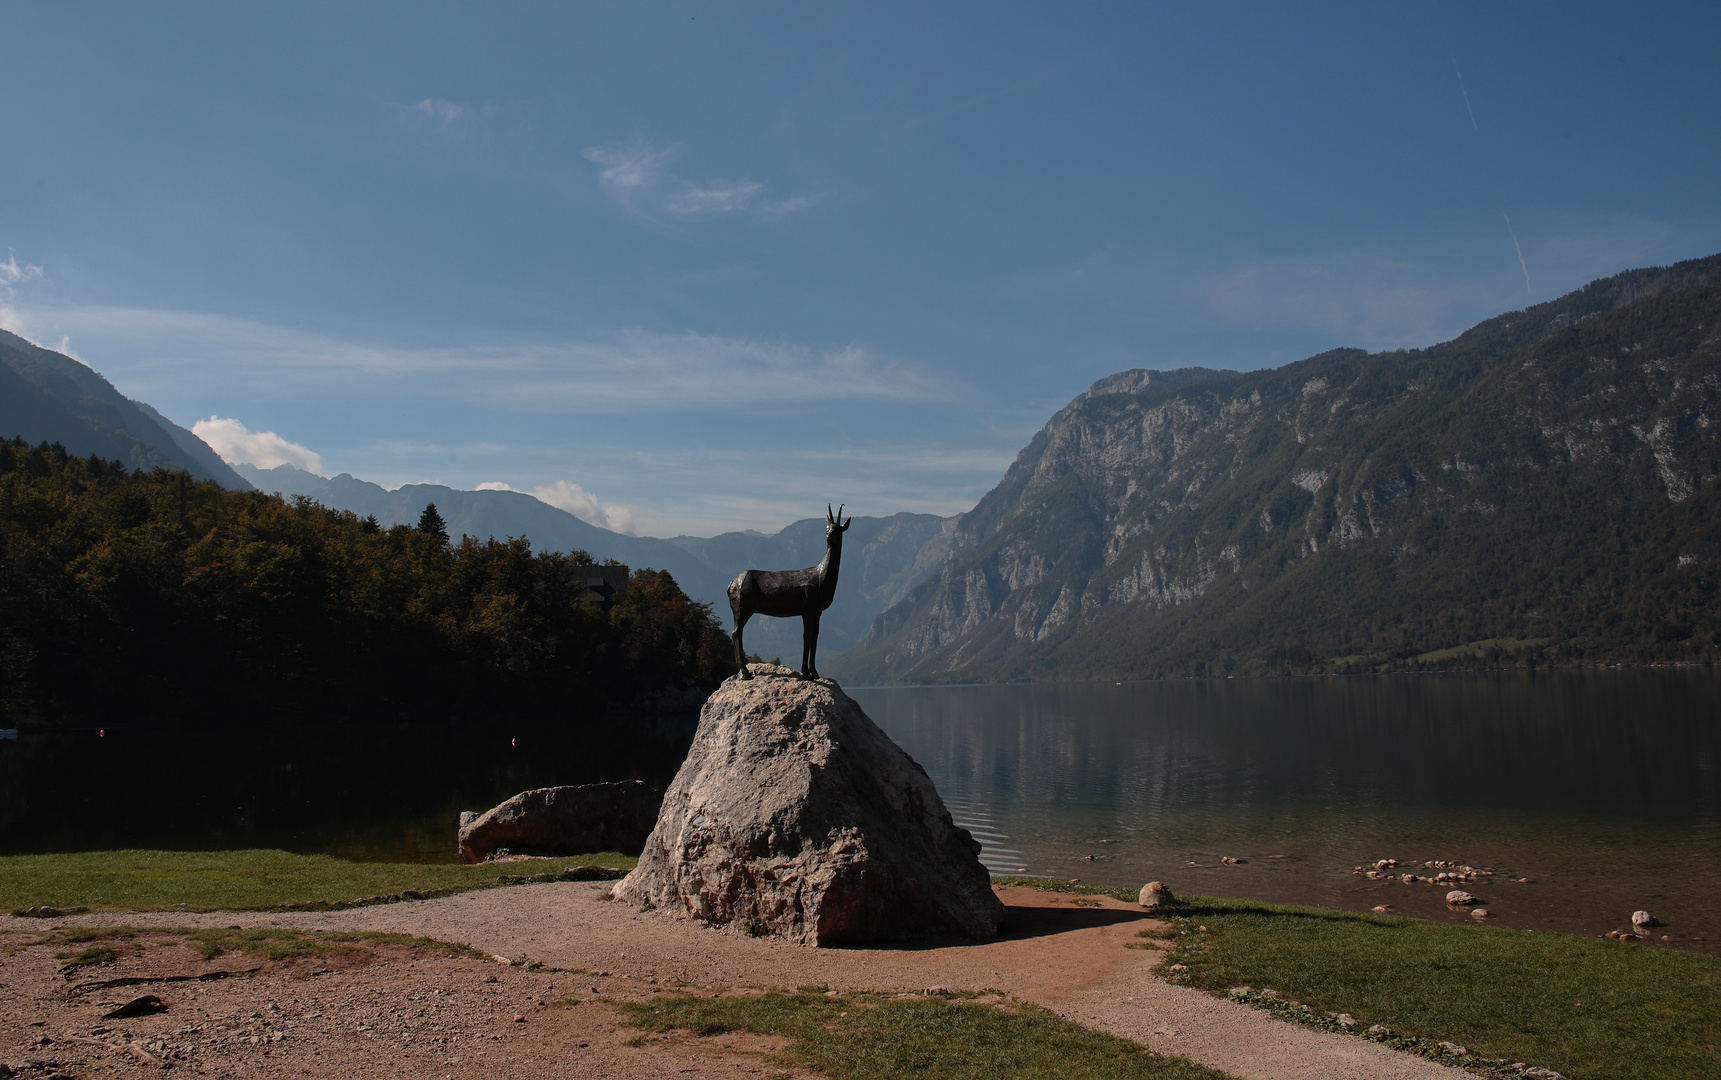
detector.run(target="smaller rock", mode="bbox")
[1167,964,1189,973]
[1471,908,1493,919]
[1139,882,1175,907]
[1335,1013,1358,1027]
[1438,1041,1469,1055]
[34,906,62,918]
[1366,1024,1390,1035]
[1371,905,1393,914]
[1631,910,1658,928]
[103,995,167,1019]
[1374,859,1398,870]
[1524,1069,1565,1080]
[1605,930,1640,942]
[1221,856,1245,864]
[924,986,950,996]
[1445,890,1479,905]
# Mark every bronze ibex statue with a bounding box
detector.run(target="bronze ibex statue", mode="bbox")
[727,504,851,679]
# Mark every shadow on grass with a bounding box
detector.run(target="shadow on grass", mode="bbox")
[828,895,1153,951]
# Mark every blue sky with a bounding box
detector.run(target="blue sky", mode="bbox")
[3,3,1718,535]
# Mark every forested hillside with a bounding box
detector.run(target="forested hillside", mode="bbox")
[0,440,733,724]
[834,255,1721,683]
[0,328,251,490]
[235,461,955,656]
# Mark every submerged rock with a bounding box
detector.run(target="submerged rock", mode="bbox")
[612,664,1003,945]
[458,780,661,863]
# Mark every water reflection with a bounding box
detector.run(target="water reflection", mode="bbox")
[0,714,697,862]
[852,671,1721,948]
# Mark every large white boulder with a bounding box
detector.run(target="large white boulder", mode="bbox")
[612,664,1004,945]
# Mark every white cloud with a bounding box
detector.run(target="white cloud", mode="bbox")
[582,139,814,221]
[758,194,815,217]
[0,253,43,287]
[582,140,681,208]
[410,98,470,124]
[474,480,515,491]
[192,416,326,473]
[666,180,762,216]
[530,480,637,534]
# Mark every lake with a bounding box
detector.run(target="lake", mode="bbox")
[853,671,1721,950]
[3,670,1715,951]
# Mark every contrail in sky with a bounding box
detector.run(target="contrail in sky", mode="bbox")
[1502,211,1531,295]
[1452,56,1479,132]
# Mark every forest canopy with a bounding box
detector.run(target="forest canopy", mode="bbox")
[0,439,734,725]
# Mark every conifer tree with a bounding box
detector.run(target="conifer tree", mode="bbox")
[417,503,449,544]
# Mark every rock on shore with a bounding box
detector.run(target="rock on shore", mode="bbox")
[612,664,1004,945]
[458,780,662,863]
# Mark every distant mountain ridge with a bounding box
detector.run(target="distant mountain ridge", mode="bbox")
[0,330,951,660]
[832,253,1721,682]
[235,462,955,659]
[0,328,251,490]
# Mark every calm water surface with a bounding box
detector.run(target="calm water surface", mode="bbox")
[854,671,1721,950]
[4,671,1716,949]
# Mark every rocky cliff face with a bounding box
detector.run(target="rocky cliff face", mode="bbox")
[836,254,1721,682]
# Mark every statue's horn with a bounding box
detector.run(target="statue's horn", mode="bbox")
[837,503,844,522]
[827,503,834,522]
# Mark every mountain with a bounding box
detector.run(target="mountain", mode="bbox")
[234,462,954,659]
[832,254,1721,683]
[0,329,252,490]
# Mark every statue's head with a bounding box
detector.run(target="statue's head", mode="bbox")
[826,503,852,542]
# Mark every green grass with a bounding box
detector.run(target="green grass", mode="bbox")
[620,989,1227,1080]
[55,944,116,967]
[0,849,636,913]
[1155,895,1721,1080]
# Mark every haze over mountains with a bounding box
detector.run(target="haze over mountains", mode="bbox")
[8,254,1720,681]
[832,255,1721,682]
[0,327,957,662]
[233,461,955,661]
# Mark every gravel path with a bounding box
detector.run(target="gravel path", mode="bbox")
[2,883,1470,1079]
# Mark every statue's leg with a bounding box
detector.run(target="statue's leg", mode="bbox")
[732,610,753,680]
[801,610,820,680]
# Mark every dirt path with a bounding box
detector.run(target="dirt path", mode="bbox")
[1,883,1468,1079]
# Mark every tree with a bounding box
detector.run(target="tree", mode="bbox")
[416,503,449,545]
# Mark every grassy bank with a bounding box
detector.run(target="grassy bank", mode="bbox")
[1,849,636,913]
[621,989,1227,1080]
[1008,881,1720,1080]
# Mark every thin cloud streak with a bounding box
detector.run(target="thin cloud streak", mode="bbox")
[1,305,947,412]
[1502,211,1532,296]
[1010,215,1712,356]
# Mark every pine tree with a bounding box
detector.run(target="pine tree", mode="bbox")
[417,503,449,544]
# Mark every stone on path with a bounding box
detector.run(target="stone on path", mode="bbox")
[458,780,662,863]
[612,664,1003,945]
